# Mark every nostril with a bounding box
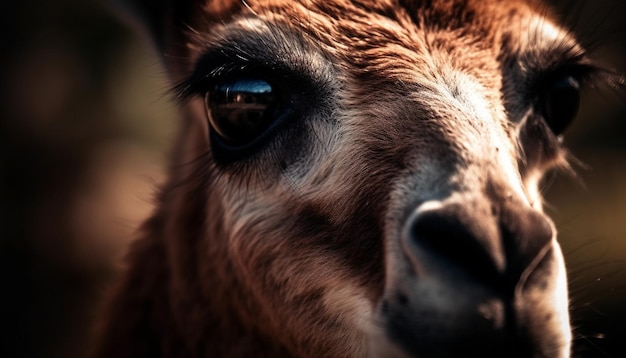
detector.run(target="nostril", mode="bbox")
[406,205,504,284]
[500,208,554,282]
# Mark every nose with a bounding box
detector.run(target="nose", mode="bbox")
[404,198,554,291]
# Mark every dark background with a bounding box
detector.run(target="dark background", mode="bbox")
[1,0,624,357]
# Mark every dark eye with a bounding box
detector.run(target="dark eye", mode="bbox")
[540,75,580,135]
[205,78,277,145]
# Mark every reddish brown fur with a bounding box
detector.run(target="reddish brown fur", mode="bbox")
[93,0,586,356]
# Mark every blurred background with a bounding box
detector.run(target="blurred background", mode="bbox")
[0,0,624,357]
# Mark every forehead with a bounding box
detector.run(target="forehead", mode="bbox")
[213,0,536,35]
[187,0,576,87]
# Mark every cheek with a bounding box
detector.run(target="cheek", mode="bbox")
[221,194,289,272]
[221,192,376,321]
[218,184,324,288]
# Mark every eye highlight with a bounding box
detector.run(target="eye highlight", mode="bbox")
[540,74,580,136]
[205,78,277,145]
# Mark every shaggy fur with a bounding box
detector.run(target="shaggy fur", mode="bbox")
[94,0,601,356]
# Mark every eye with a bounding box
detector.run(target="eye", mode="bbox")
[205,78,277,146]
[540,75,580,135]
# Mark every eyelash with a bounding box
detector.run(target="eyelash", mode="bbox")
[529,42,613,90]
[173,63,256,101]
[171,45,309,103]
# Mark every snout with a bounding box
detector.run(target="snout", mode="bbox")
[379,196,571,357]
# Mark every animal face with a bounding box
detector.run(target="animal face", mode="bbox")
[104,0,607,356]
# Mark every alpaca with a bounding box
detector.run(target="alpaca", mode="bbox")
[94,0,609,356]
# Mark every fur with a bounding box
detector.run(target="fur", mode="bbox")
[93,1,602,356]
